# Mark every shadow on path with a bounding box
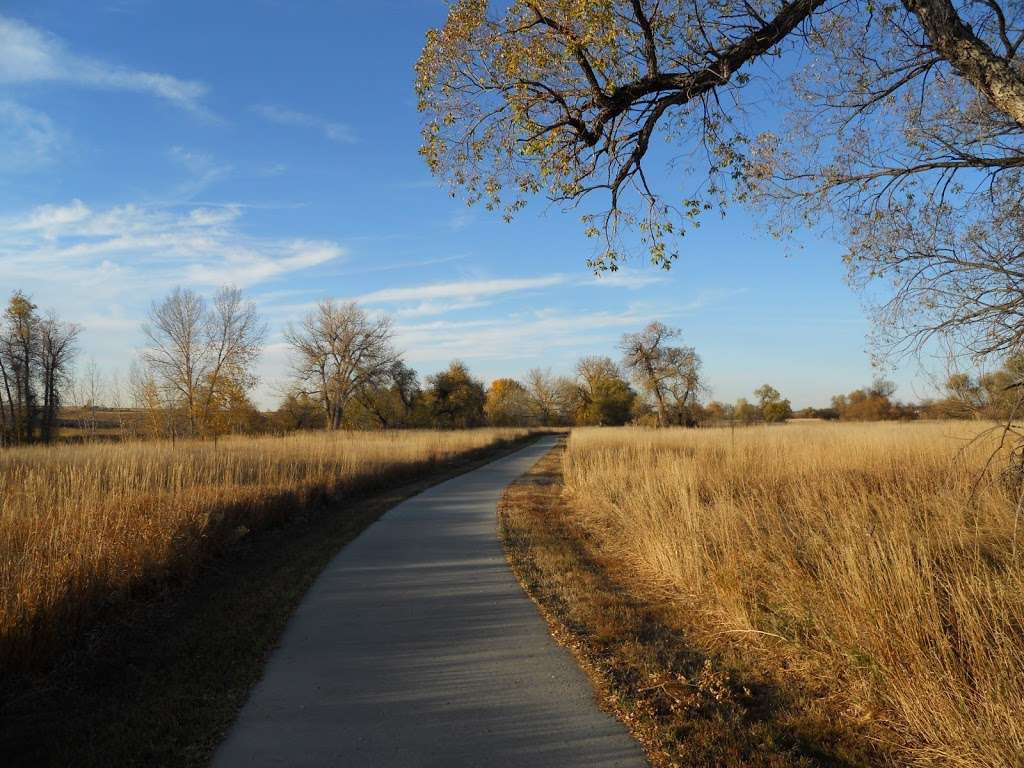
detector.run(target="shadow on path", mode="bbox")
[213,437,647,768]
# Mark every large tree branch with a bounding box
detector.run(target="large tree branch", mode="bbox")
[585,0,827,144]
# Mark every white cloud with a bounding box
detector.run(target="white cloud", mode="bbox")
[385,283,745,366]
[252,104,356,143]
[395,300,491,318]
[187,205,241,227]
[184,240,344,287]
[584,268,669,289]
[0,199,347,292]
[359,275,568,304]
[393,308,649,364]
[350,268,666,310]
[0,15,210,115]
[0,99,62,170]
[12,198,91,235]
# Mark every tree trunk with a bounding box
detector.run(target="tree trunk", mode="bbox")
[0,358,15,443]
[905,0,1024,128]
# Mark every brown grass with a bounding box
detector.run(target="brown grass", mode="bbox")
[562,422,1024,767]
[500,439,879,768]
[0,428,529,672]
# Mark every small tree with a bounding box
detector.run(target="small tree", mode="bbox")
[274,390,326,432]
[355,360,421,429]
[831,379,909,421]
[574,356,636,426]
[424,360,487,428]
[705,401,728,423]
[734,397,759,425]
[129,359,177,439]
[72,358,106,439]
[754,384,793,424]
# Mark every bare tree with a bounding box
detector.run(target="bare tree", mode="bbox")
[107,368,128,438]
[284,301,398,430]
[142,286,265,436]
[200,286,265,420]
[621,322,705,426]
[37,312,80,444]
[142,287,206,434]
[418,0,1024,364]
[129,359,174,439]
[72,358,105,438]
[525,367,575,425]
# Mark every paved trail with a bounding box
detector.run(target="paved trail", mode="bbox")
[213,436,647,768]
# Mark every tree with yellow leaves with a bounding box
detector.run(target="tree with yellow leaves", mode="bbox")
[418,0,1024,364]
[485,377,534,426]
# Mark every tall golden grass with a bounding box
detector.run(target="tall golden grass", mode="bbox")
[563,422,1024,768]
[1,428,528,671]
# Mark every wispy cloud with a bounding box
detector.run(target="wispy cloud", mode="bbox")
[252,104,356,143]
[394,307,649,364]
[584,268,669,289]
[0,99,62,170]
[11,198,91,235]
[338,253,470,277]
[185,240,344,287]
[394,300,491,318]
[679,287,748,311]
[0,199,346,292]
[448,208,474,231]
[352,269,671,317]
[168,145,232,195]
[0,15,211,115]
[358,275,568,304]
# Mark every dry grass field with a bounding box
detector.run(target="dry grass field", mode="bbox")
[561,422,1023,767]
[0,428,529,673]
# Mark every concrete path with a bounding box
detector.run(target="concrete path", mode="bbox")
[213,436,647,768]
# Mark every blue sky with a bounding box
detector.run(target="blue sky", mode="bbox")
[0,1,926,409]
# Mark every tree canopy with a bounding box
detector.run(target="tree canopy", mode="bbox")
[418,0,1024,362]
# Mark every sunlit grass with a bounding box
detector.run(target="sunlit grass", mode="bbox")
[563,421,1024,767]
[0,428,529,671]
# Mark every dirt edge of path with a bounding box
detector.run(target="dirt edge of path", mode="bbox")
[497,438,887,768]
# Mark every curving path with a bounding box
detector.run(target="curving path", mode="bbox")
[213,436,647,768]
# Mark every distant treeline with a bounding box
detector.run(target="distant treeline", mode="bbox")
[2,287,1017,446]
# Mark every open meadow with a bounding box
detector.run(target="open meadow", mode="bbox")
[0,428,530,673]
[560,421,1023,767]
[6,1,1024,763]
